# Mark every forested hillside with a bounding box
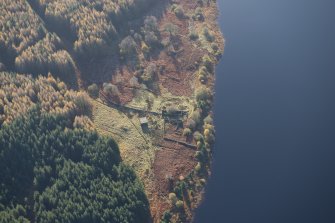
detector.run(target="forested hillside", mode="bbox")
[0,72,91,125]
[0,0,156,221]
[1,0,156,86]
[0,0,75,79]
[0,107,150,223]
[32,0,154,56]
[0,0,224,222]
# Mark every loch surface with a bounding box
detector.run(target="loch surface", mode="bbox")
[196,0,335,222]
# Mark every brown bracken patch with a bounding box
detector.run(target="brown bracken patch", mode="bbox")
[151,141,196,220]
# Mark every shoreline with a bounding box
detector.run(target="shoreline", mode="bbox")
[192,1,225,221]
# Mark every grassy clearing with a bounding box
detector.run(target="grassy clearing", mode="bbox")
[126,88,194,114]
[91,99,158,194]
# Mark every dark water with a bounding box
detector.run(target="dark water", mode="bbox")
[195,0,335,222]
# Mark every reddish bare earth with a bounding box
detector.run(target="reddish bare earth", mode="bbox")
[92,0,224,222]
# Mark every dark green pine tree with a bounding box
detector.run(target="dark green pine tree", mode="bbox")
[0,107,150,223]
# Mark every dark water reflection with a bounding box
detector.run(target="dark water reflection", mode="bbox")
[195,0,335,222]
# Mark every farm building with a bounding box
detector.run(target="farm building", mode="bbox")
[140,117,149,131]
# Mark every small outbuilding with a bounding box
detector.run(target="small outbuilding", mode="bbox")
[140,117,149,131]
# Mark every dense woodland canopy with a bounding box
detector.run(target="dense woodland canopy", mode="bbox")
[0,107,150,223]
[0,0,44,57]
[0,0,156,81]
[0,0,157,221]
[0,72,91,125]
[15,33,75,78]
[0,71,150,222]
[0,0,75,78]
[32,0,154,57]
